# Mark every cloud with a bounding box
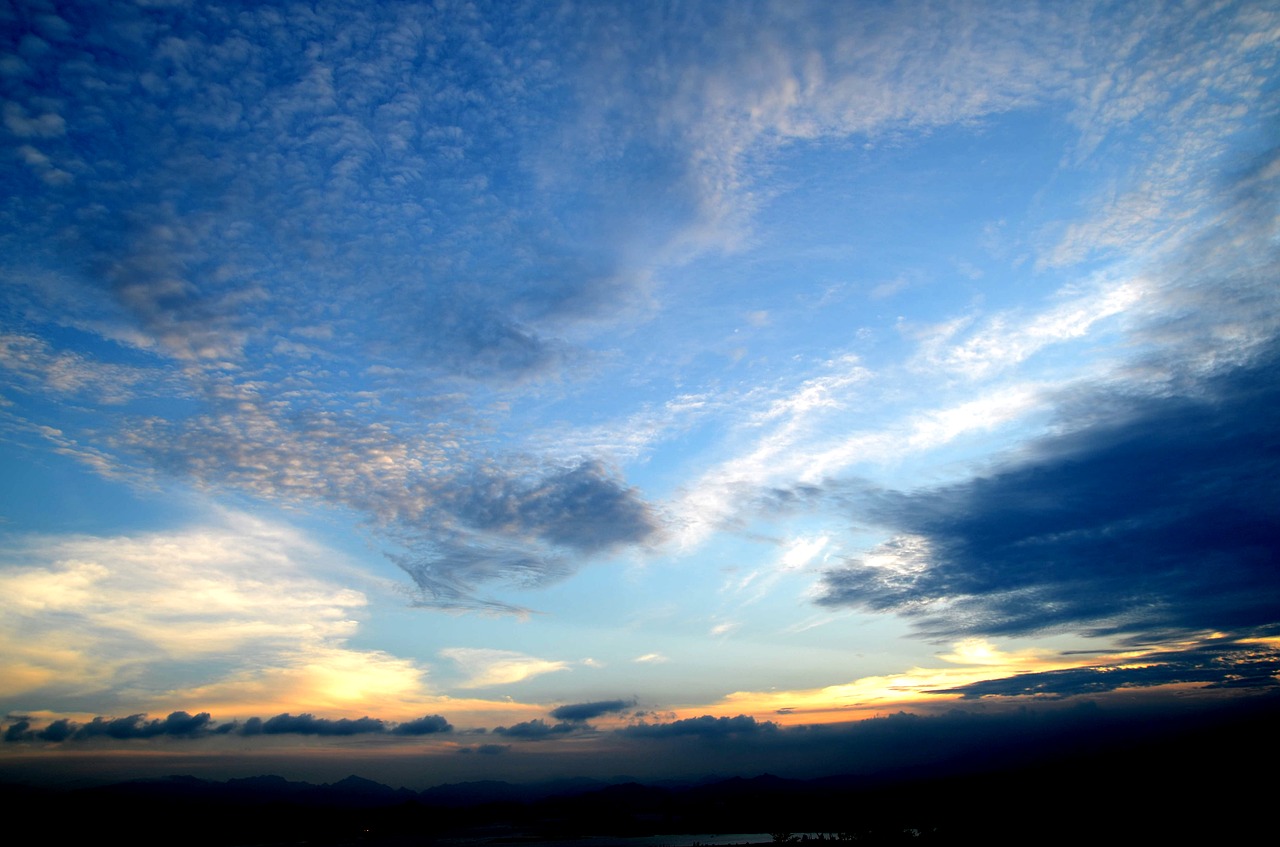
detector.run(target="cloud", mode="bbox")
[2,709,455,742]
[0,332,157,403]
[0,512,444,717]
[434,462,660,555]
[76,711,215,739]
[4,711,215,742]
[0,0,677,612]
[933,640,1280,699]
[492,718,581,739]
[3,101,65,137]
[2,720,31,742]
[549,699,634,722]
[4,0,1274,620]
[243,713,386,737]
[816,343,1280,640]
[113,403,659,612]
[391,714,453,736]
[619,714,778,739]
[440,648,570,689]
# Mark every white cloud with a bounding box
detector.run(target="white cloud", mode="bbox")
[909,277,1149,380]
[439,647,570,689]
[709,620,739,638]
[0,511,432,715]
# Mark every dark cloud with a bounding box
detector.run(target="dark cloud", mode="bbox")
[4,712,215,743]
[396,461,661,610]
[391,714,453,736]
[549,699,635,722]
[3,720,31,743]
[255,713,386,737]
[37,719,74,742]
[445,462,660,554]
[492,719,582,739]
[817,345,1280,640]
[154,710,215,736]
[618,714,778,738]
[934,640,1280,699]
[74,711,214,740]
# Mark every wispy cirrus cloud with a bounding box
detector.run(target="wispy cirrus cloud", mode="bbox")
[439,648,570,689]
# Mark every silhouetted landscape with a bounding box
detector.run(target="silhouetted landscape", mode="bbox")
[8,699,1274,846]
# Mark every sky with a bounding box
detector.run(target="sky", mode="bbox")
[1,0,1279,789]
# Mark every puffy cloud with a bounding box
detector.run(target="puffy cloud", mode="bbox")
[391,714,453,735]
[2,709,458,742]
[4,710,214,742]
[492,718,582,739]
[246,713,386,737]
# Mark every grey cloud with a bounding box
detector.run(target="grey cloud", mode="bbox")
[549,699,635,722]
[2,712,215,742]
[113,391,661,610]
[36,718,73,742]
[2,720,31,743]
[75,711,212,742]
[251,713,386,737]
[393,461,660,610]
[492,719,582,739]
[393,540,555,615]
[73,711,214,740]
[618,714,778,739]
[933,642,1280,700]
[391,714,453,736]
[396,296,572,382]
[2,710,451,743]
[443,462,660,554]
[817,343,1280,640]
[1,721,73,747]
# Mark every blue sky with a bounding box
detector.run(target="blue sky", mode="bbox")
[2,0,1279,787]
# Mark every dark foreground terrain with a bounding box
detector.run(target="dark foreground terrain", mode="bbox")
[5,699,1276,846]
